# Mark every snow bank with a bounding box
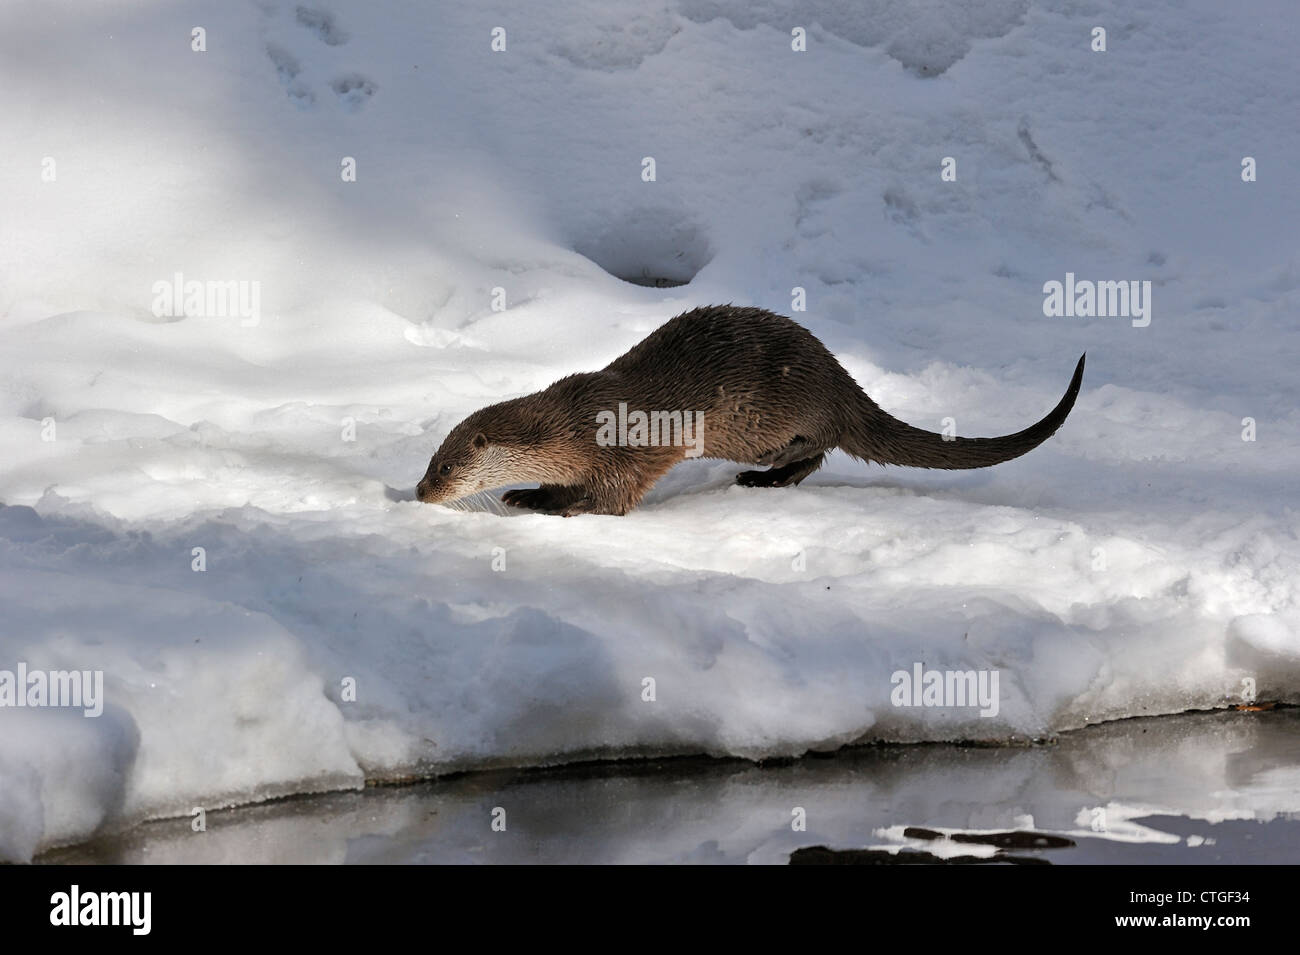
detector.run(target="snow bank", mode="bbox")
[1,0,1297,859]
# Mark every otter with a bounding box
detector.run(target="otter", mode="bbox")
[416,306,1085,516]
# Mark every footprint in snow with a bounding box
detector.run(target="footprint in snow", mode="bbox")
[295,5,348,46]
[331,73,376,111]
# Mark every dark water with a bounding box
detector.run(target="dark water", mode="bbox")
[41,708,1300,864]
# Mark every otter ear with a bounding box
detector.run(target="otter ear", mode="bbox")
[472,432,489,450]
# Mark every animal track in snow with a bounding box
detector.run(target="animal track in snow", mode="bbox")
[549,7,679,71]
[261,4,373,111]
[265,43,300,82]
[295,5,348,46]
[678,0,1028,77]
[265,43,316,108]
[331,74,376,111]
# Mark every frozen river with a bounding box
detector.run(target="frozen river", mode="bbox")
[42,707,1299,864]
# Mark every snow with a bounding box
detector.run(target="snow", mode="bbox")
[1,0,1298,861]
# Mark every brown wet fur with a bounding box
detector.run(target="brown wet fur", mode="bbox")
[416,306,1086,516]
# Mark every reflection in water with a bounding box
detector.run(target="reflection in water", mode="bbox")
[42,708,1300,864]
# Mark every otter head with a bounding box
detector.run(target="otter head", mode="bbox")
[417,400,548,505]
[416,420,493,505]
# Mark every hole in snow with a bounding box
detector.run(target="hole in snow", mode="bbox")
[572,208,712,288]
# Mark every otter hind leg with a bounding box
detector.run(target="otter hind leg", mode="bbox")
[755,435,816,468]
[736,453,826,489]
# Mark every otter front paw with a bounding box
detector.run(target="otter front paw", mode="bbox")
[735,469,780,488]
[502,487,559,511]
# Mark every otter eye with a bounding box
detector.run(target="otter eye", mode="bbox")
[439,463,453,476]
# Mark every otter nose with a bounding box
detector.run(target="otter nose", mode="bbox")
[416,480,431,502]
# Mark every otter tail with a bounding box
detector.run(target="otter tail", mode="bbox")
[841,354,1085,469]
